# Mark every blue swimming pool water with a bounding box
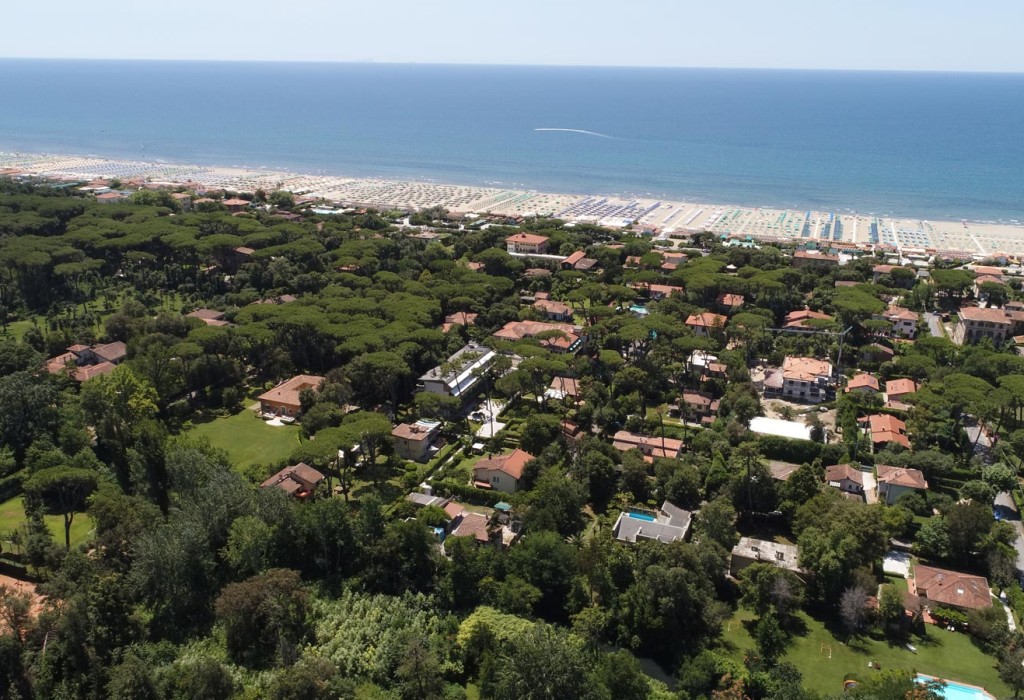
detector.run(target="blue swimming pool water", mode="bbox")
[628,513,656,522]
[915,675,991,700]
[629,305,649,316]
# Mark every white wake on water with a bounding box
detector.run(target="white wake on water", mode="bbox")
[534,128,615,139]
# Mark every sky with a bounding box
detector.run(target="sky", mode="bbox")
[2,1,1023,72]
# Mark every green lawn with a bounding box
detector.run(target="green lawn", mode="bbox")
[184,406,303,473]
[0,495,93,548]
[722,609,1009,698]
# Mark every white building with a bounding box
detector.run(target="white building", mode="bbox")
[418,342,496,401]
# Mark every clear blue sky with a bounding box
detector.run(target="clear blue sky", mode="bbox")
[3,0,1022,72]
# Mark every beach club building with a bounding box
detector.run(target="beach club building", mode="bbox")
[505,233,549,255]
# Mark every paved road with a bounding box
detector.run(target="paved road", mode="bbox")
[994,491,1024,575]
[965,422,995,465]
[926,311,945,339]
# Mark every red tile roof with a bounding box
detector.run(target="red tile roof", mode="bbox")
[912,565,991,610]
[258,375,325,409]
[717,293,744,307]
[957,306,1012,324]
[686,312,727,329]
[450,511,491,543]
[492,320,579,350]
[473,449,534,481]
[865,414,910,449]
[784,308,833,328]
[885,378,919,397]
[846,373,879,392]
[825,463,864,486]
[505,233,549,245]
[876,465,927,490]
[782,356,832,381]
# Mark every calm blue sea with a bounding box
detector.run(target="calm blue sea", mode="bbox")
[0,59,1022,221]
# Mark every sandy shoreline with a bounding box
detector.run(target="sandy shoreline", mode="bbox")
[2,150,1022,256]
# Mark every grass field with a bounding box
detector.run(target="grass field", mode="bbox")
[722,609,1010,698]
[0,495,93,548]
[184,405,303,473]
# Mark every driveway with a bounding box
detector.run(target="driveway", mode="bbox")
[965,422,995,464]
[861,467,878,504]
[926,312,945,339]
[995,491,1024,575]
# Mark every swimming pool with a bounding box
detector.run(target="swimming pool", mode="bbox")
[627,512,656,522]
[915,674,994,700]
[628,305,649,316]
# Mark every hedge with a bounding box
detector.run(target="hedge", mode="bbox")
[755,434,823,464]
[432,479,517,507]
[0,469,25,504]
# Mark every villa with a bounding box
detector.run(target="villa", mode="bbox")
[260,462,325,498]
[258,374,325,418]
[418,342,496,401]
[611,431,684,461]
[45,341,128,382]
[685,312,727,337]
[472,449,535,494]
[612,501,692,544]
[505,232,549,255]
[876,465,928,505]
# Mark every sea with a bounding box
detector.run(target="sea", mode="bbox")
[0,59,1022,222]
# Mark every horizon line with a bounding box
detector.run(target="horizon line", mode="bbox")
[1,55,1022,76]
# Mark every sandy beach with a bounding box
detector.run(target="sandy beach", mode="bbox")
[3,150,1022,257]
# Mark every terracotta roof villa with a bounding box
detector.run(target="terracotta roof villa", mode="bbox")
[612,431,684,461]
[876,465,928,505]
[260,462,325,498]
[716,293,744,309]
[864,414,910,450]
[952,306,1016,346]
[886,378,919,399]
[492,320,582,353]
[825,463,865,496]
[45,341,127,382]
[845,373,879,393]
[791,250,840,268]
[910,565,991,612]
[440,311,478,333]
[561,250,586,268]
[533,298,574,321]
[685,312,727,337]
[773,356,833,403]
[472,449,534,494]
[885,378,919,410]
[782,356,832,382]
[505,232,549,255]
[784,308,833,329]
[186,308,229,327]
[258,374,325,418]
[449,511,493,544]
